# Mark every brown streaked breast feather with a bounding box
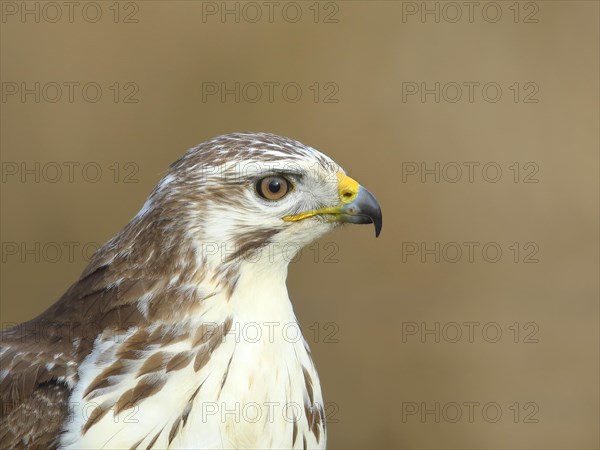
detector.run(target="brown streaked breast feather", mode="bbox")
[145,426,164,449]
[114,375,167,415]
[136,352,170,378]
[82,402,111,434]
[165,351,194,373]
[302,366,314,405]
[83,359,129,400]
[292,419,298,446]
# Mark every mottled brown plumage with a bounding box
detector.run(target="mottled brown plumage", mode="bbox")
[1,132,382,449]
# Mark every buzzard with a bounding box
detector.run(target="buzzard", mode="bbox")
[0,132,382,449]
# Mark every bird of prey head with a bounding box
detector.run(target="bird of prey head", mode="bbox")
[136,132,381,267]
[0,132,381,449]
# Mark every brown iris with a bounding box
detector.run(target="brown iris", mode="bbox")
[256,176,292,200]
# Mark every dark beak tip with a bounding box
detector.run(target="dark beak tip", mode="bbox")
[373,212,382,238]
[364,190,382,238]
[375,222,382,238]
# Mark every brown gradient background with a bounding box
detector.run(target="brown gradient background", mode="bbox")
[1,1,598,448]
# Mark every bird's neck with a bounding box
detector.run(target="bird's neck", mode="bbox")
[229,260,293,322]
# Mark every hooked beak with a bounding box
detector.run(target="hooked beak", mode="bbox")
[283,173,383,237]
[336,185,383,237]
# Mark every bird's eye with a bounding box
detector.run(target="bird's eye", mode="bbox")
[256,176,292,201]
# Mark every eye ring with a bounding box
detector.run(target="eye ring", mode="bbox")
[256,176,292,201]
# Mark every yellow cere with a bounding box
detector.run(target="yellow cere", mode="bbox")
[282,172,360,222]
[336,172,359,204]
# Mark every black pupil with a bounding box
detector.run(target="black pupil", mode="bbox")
[268,179,281,193]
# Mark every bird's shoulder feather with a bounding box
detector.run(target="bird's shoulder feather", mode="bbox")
[0,254,157,448]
